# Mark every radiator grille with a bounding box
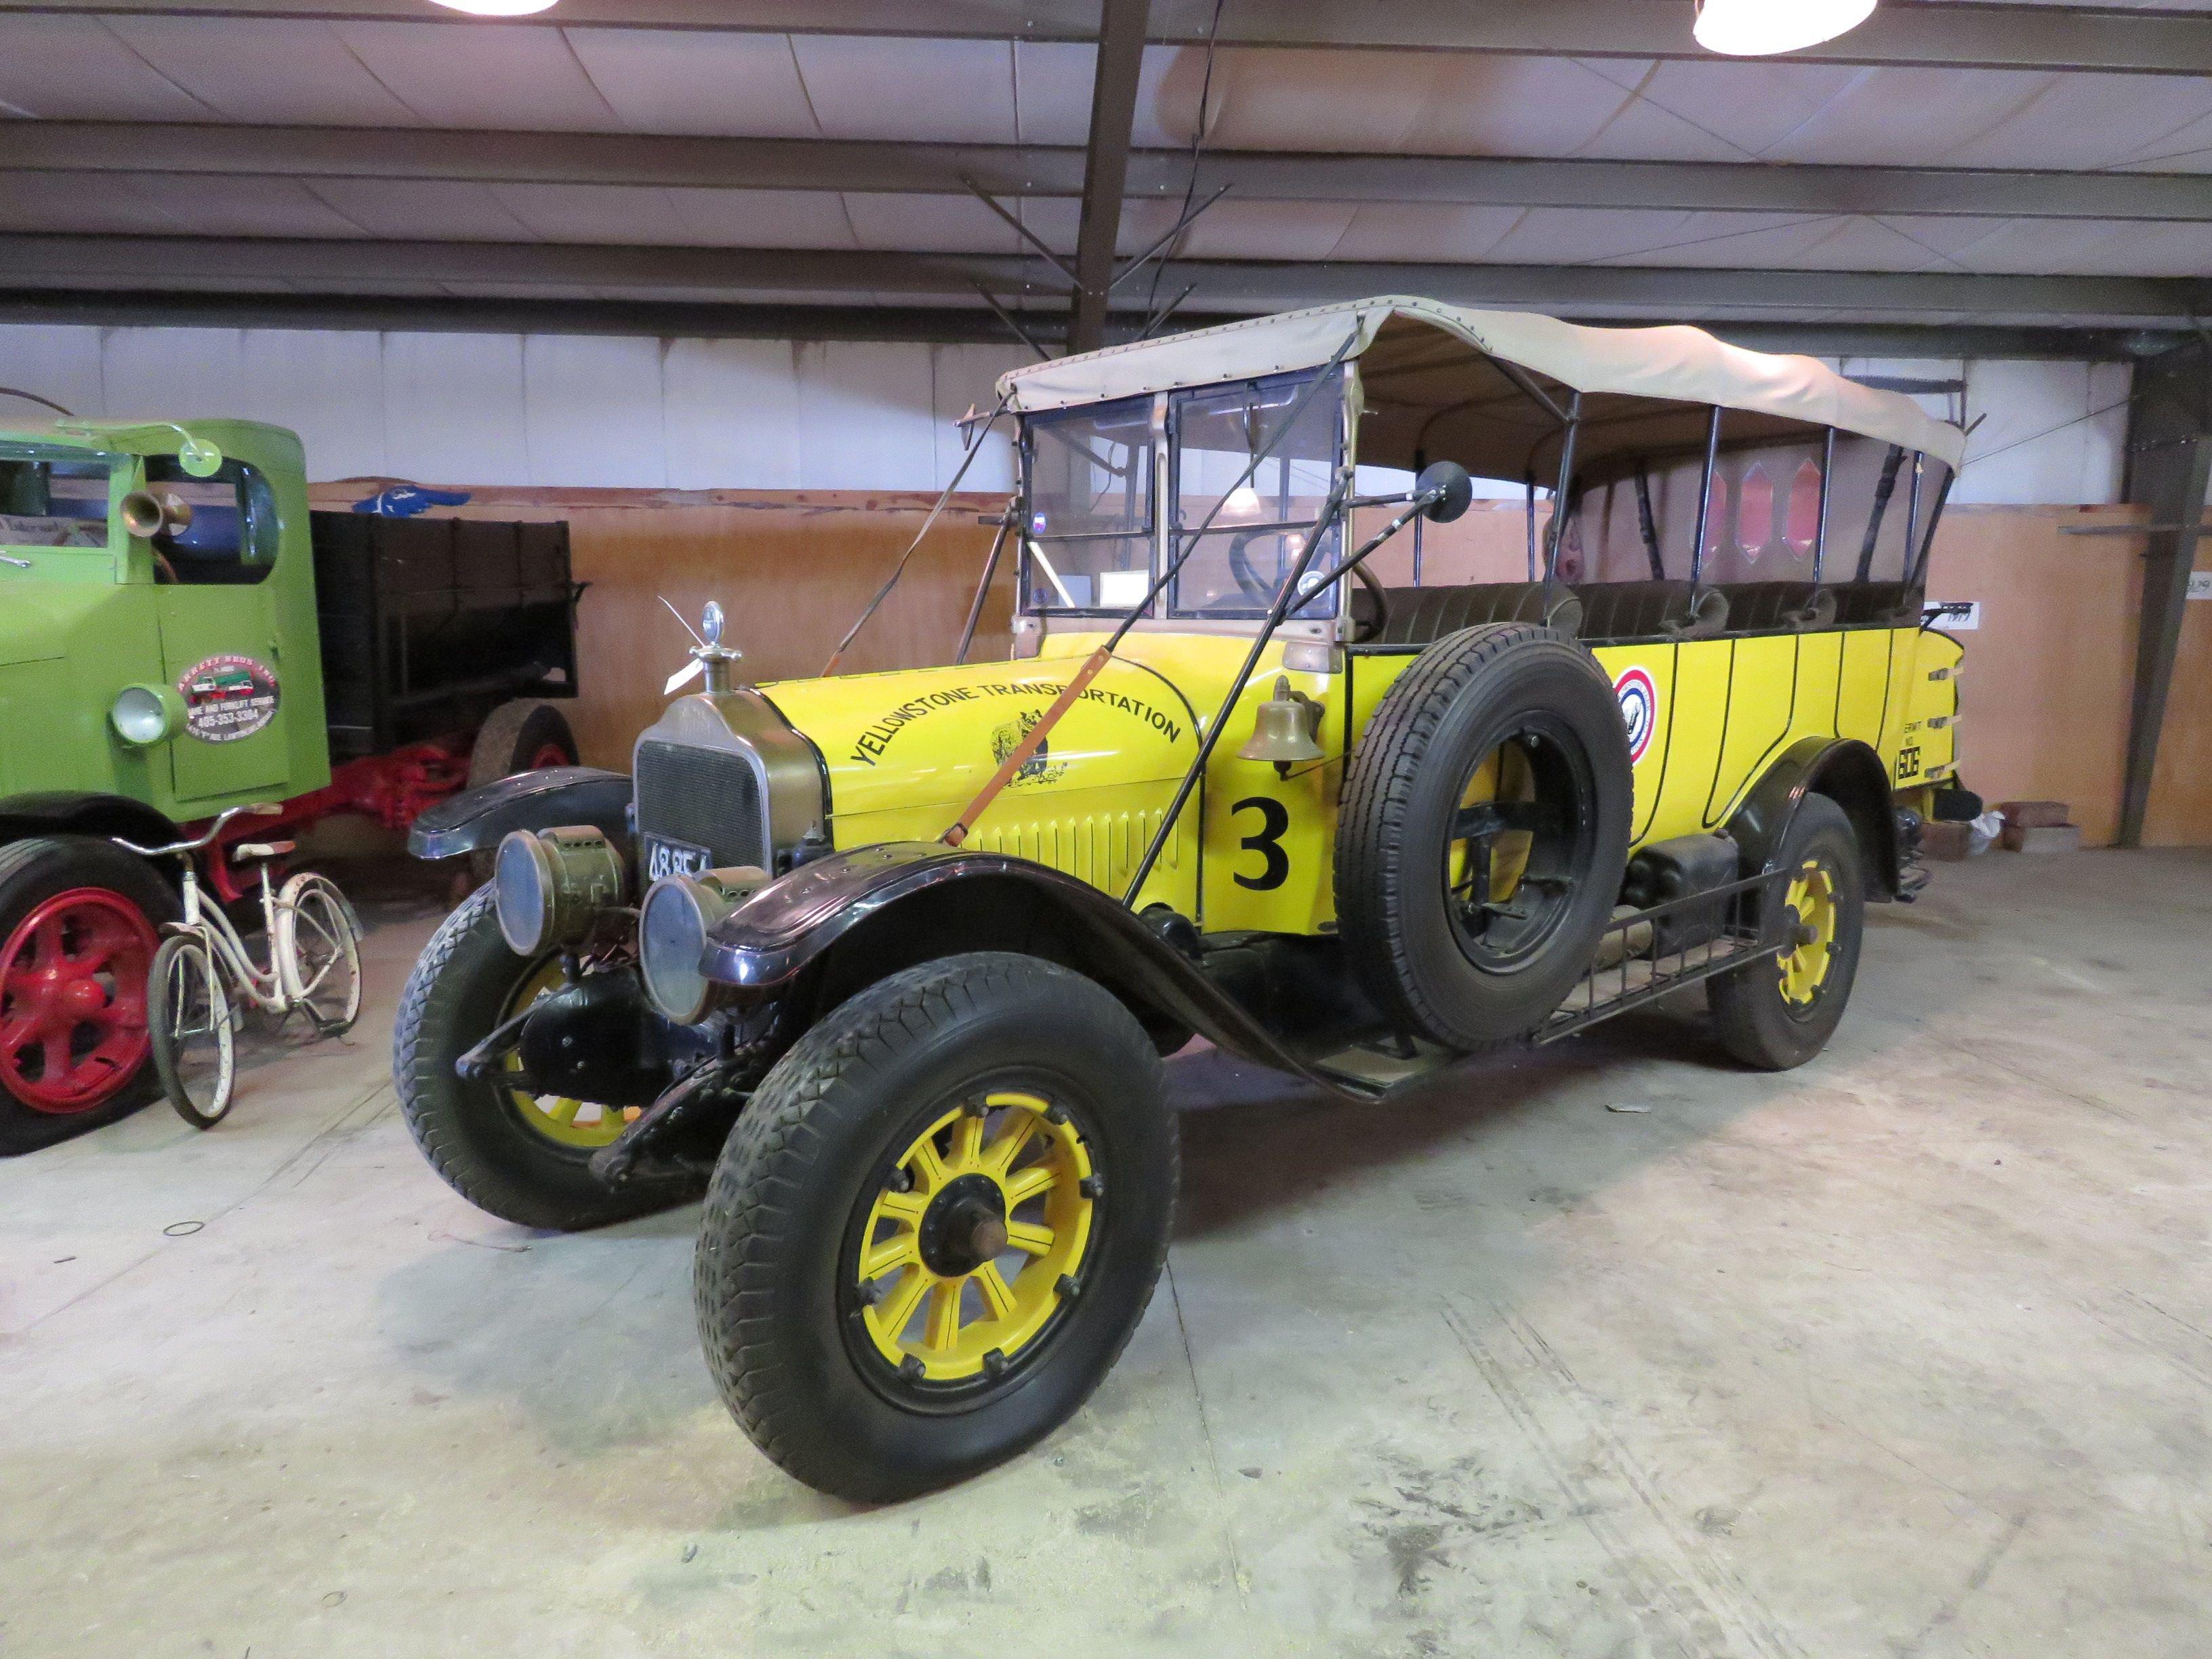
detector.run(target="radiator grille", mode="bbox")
[634,740,766,869]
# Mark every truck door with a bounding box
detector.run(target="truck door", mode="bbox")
[144,458,292,804]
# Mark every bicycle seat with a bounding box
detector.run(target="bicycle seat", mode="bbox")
[231,840,297,862]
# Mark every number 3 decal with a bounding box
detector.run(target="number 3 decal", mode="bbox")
[1230,796,1290,890]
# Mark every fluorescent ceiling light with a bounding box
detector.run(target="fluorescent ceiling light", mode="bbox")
[430,0,558,15]
[1693,0,1876,56]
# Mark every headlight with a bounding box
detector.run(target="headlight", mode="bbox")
[493,826,627,956]
[110,684,181,746]
[639,865,766,1024]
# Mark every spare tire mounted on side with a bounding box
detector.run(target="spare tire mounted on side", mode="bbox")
[1336,622,1634,1050]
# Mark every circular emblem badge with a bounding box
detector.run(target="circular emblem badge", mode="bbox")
[1613,665,1658,764]
[178,653,281,743]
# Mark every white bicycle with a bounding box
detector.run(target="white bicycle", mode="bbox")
[115,804,363,1128]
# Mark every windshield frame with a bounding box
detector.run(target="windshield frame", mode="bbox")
[1013,365,1356,630]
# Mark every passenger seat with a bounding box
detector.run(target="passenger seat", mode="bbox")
[1350,581,1582,645]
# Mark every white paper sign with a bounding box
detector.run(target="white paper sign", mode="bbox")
[1923,599,1980,630]
[2188,571,2211,601]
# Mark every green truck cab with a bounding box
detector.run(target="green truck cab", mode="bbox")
[0,415,581,1151]
[1,419,329,817]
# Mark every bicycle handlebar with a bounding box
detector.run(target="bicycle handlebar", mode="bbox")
[112,801,283,860]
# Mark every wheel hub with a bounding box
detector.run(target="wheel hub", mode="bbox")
[850,1092,1099,1388]
[918,1174,1010,1277]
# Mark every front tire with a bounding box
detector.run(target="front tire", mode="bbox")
[1708,794,1865,1070]
[0,836,175,1155]
[694,953,1177,1502]
[149,935,237,1129]
[393,884,680,1229]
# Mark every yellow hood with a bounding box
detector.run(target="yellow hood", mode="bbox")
[762,654,1202,821]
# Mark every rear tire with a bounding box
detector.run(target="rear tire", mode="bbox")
[1337,624,1633,1050]
[276,872,363,1035]
[1709,794,1865,1071]
[694,953,1177,1502]
[467,701,579,880]
[149,935,237,1129]
[393,884,683,1230]
[0,836,175,1155]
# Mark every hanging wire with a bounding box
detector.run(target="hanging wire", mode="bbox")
[1142,0,1229,329]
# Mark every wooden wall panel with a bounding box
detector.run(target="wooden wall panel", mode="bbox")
[304,487,2212,845]
[1921,506,2142,846]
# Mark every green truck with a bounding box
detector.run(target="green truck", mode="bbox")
[0,413,582,1152]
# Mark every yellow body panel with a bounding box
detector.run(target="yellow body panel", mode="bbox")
[762,618,1945,938]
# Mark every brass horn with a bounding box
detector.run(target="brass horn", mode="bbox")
[119,490,191,539]
[119,489,165,539]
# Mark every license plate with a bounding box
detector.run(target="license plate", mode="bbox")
[643,834,711,881]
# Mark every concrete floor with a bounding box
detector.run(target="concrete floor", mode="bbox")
[5,849,2210,1658]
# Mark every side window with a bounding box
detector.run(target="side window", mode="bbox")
[143,457,279,586]
[1698,426,1824,585]
[1826,435,1915,586]
[0,457,111,549]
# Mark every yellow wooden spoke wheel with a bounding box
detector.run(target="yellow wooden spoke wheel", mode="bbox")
[853,1090,1097,1384]
[1778,859,1838,1007]
[499,958,628,1149]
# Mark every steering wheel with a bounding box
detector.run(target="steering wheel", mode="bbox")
[1226,529,1276,607]
[1347,559,1390,643]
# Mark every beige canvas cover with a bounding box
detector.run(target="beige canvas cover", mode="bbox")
[998,295,1967,478]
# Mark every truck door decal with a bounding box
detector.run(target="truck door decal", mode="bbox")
[178,653,280,743]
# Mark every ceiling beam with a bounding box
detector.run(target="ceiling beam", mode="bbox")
[1071,0,1150,353]
[1,0,2209,75]
[16,123,2212,225]
[4,233,2208,327]
[0,286,2175,362]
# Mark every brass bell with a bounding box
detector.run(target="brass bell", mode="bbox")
[1238,676,1326,777]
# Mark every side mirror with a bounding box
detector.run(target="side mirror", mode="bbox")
[1415,461,1474,524]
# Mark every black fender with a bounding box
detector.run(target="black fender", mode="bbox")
[407,766,632,859]
[1727,737,1902,899]
[699,842,1346,1091]
[0,791,182,851]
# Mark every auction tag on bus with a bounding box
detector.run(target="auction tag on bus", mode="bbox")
[643,835,711,881]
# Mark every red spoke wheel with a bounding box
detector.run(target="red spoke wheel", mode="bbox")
[0,836,176,1155]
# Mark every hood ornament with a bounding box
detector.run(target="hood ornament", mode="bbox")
[660,597,744,697]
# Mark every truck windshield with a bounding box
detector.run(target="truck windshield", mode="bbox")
[1170,369,1343,619]
[0,456,110,550]
[1021,396,1155,613]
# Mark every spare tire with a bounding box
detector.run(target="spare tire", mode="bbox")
[1336,623,1633,1050]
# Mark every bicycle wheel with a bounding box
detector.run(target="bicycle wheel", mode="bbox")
[276,873,363,1036]
[148,935,236,1130]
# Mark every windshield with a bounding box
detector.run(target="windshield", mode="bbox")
[0,455,110,549]
[1021,396,1155,613]
[1170,369,1343,619]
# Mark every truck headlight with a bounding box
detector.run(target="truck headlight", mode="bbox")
[639,865,766,1024]
[110,684,182,746]
[494,826,627,956]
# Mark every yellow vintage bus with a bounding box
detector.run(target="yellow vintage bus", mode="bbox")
[394,296,1967,1501]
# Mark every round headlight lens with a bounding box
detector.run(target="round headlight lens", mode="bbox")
[493,830,554,956]
[110,684,174,746]
[639,876,717,1025]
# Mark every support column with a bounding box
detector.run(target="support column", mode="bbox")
[1070,0,1151,354]
[2118,339,2211,847]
